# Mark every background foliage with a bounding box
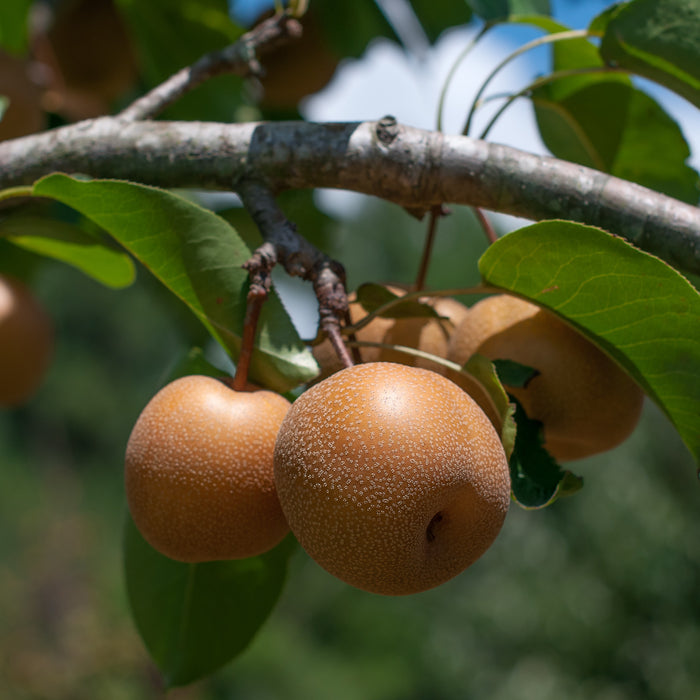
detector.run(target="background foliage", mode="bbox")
[1,209,697,698]
[1,0,699,696]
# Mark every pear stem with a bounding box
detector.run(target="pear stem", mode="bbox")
[237,180,352,375]
[414,204,449,291]
[233,248,274,390]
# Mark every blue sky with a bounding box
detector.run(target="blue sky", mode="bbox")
[225,0,699,337]
[230,1,697,169]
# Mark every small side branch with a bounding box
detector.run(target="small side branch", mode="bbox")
[237,181,353,370]
[119,13,302,122]
[474,207,499,245]
[232,246,275,390]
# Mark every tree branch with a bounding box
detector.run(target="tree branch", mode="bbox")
[119,13,303,121]
[0,117,698,276]
[237,181,353,370]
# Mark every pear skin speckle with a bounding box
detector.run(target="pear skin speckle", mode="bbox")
[274,362,511,595]
[125,375,290,562]
[448,294,644,461]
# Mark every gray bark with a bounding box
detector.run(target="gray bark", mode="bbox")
[0,116,698,276]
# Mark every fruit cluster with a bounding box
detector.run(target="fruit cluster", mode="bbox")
[124,290,644,596]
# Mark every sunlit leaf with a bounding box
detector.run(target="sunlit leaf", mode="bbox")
[33,174,318,393]
[479,221,700,466]
[600,0,700,108]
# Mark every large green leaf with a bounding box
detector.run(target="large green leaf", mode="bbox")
[124,515,296,687]
[0,0,32,55]
[0,213,135,288]
[32,175,319,392]
[479,221,700,466]
[534,82,699,204]
[600,0,700,109]
[531,17,699,204]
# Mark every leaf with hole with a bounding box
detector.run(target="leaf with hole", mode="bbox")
[508,397,583,509]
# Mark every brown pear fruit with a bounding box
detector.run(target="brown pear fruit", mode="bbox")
[274,362,511,595]
[312,286,469,380]
[0,274,54,406]
[448,294,644,462]
[125,375,291,562]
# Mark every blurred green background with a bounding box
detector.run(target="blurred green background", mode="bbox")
[1,198,698,700]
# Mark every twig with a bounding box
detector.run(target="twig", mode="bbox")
[118,13,303,122]
[237,180,353,370]
[415,204,450,291]
[462,29,589,135]
[232,247,275,391]
[474,207,498,245]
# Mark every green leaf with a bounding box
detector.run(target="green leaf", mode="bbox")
[0,96,8,121]
[462,354,517,459]
[124,515,296,687]
[588,5,623,37]
[533,82,699,203]
[0,213,135,288]
[165,346,231,383]
[468,0,551,23]
[32,175,319,393]
[0,0,32,54]
[600,0,700,109]
[530,15,699,204]
[492,358,539,388]
[479,221,700,466]
[607,87,699,204]
[509,398,583,509]
[115,0,246,121]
